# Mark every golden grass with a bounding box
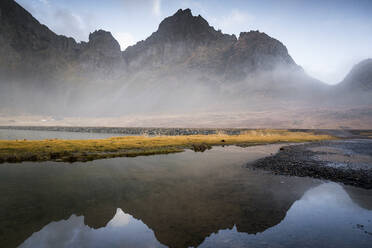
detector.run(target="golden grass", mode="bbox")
[0,129,334,163]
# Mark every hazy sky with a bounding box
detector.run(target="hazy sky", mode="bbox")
[16,0,372,84]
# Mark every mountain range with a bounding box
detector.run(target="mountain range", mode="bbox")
[0,0,371,126]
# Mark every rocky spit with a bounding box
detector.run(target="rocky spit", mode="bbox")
[0,126,246,136]
[249,139,372,189]
[1,126,370,138]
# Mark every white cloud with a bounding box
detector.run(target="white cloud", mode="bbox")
[219,10,254,31]
[152,0,161,17]
[180,0,205,12]
[208,10,255,35]
[112,32,136,50]
[52,8,92,42]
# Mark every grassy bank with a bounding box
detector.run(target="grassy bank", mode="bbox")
[0,130,334,163]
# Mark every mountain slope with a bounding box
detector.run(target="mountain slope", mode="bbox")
[0,0,123,83]
[339,59,372,91]
[328,58,372,107]
[0,0,76,80]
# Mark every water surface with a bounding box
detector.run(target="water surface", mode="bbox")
[0,129,127,140]
[0,144,371,248]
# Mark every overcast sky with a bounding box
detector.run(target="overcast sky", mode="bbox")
[16,0,372,84]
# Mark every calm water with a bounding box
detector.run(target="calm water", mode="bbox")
[0,129,127,140]
[0,141,371,247]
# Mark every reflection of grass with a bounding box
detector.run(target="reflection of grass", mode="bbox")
[0,130,334,163]
[359,132,372,138]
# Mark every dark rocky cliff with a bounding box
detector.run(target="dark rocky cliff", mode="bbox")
[0,0,123,82]
[123,8,298,79]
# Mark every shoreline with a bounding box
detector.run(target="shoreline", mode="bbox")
[0,130,333,164]
[249,139,372,189]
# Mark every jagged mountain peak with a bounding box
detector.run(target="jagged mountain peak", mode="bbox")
[1,2,303,84]
[86,29,121,56]
[239,30,268,40]
[152,8,236,43]
[89,30,115,41]
[174,8,193,16]
[233,30,296,66]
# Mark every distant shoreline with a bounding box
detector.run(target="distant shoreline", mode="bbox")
[1,125,370,137]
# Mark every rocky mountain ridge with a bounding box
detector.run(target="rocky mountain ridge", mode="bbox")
[123,8,299,80]
[0,1,299,82]
[0,0,371,117]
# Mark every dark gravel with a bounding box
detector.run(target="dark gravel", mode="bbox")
[249,139,372,189]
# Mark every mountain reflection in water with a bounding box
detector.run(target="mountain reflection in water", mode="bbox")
[0,145,371,248]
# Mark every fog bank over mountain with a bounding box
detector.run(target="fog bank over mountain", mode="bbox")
[0,0,371,128]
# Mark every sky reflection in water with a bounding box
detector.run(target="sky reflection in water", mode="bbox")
[0,144,370,248]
